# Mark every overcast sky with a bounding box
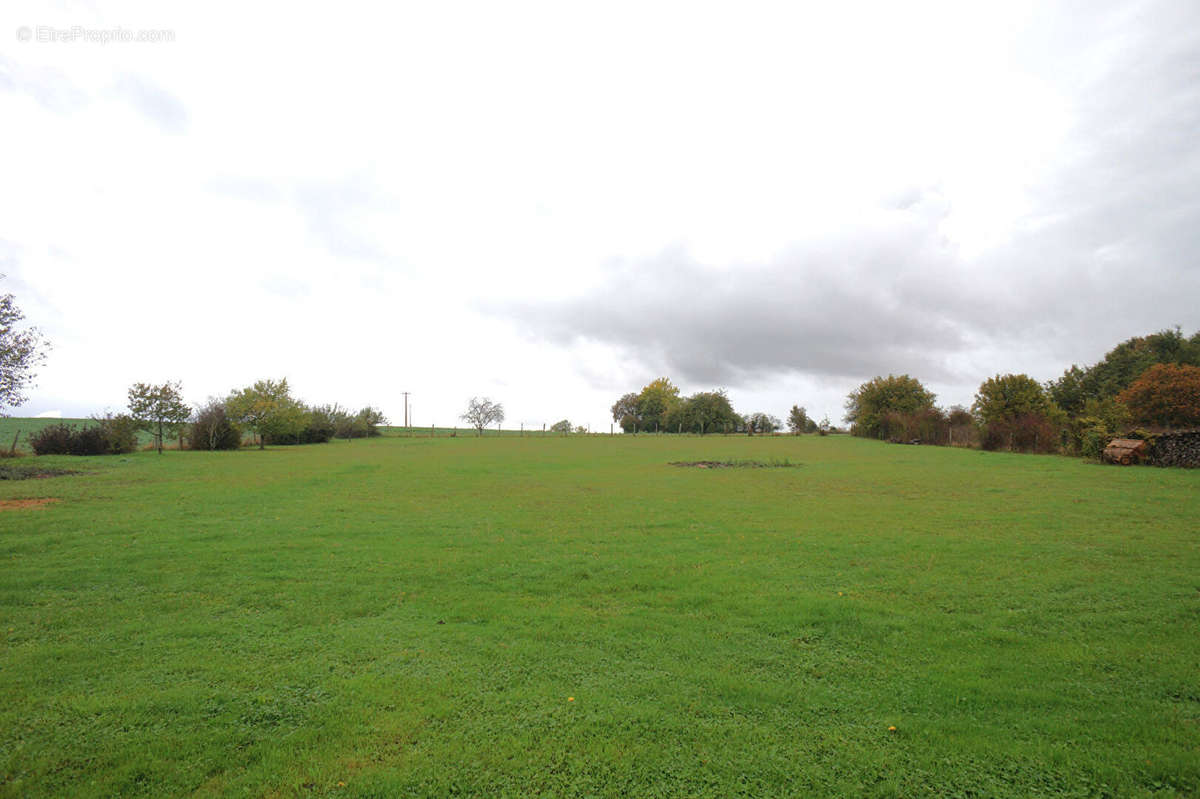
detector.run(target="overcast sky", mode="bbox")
[3,0,1198,429]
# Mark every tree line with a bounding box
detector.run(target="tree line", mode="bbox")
[29,378,388,455]
[610,378,830,435]
[845,327,1200,456]
[7,275,1196,456]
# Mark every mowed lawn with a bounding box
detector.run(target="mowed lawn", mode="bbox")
[1,435,1197,797]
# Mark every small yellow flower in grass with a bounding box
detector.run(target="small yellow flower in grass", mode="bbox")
[888,726,897,733]
[337,781,346,787]
[837,591,844,596]
[568,697,575,702]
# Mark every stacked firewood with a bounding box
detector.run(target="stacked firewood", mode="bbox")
[1148,430,1200,468]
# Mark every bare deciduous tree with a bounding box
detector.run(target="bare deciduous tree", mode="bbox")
[461,397,504,436]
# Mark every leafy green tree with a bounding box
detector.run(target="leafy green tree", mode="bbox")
[1046,365,1088,416]
[669,390,739,434]
[550,419,572,434]
[787,405,808,434]
[0,276,49,414]
[973,374,1063,452]
[226,378,305,449]
[972,374,1048,426]
[128,381,191,454]
[636,378,681,433]
[354,406,388,437]
[845,375,936,438]
[314,405,387,441]
[611,393,642,433]
[1049,327,1200,410]
[300,404,338,443]
[1065,397,1131,458]
[744,412,781,434]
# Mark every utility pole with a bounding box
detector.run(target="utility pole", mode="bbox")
[402,392,410,429]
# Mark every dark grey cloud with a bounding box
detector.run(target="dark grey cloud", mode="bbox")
[495,0,1200,388]
[968,0,1200,359]
[500,212,976,386]
[114,74,189,134]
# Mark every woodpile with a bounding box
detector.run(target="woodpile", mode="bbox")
[1103,438,1148,465]
[1147,429,1200,468]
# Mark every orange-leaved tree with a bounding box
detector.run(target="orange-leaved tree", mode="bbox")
[1117,363,1200,428]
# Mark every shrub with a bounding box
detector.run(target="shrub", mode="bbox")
[190,401,243,450]
[71,425,110,456]
[1077,420,1110,460]
[550,419,572,434]
[358,407,387,437]
[1062,399,1130,457]
[980,412,1059,453]
[28,415,138,456]
[29,423,73,455]
[93,414,140,455]
[333,406,388,439]
[880,407,948,444]
[947,405,976,447]
[298,405,337,444]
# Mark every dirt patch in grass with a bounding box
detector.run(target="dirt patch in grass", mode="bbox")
[0,463,77,481]
[670,459,801,469]
[0,498,59,510]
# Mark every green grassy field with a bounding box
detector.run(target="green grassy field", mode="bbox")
[1,435,1197,797]
[0,417,167,452]
[0,418,569,452]
[0,417,89,452]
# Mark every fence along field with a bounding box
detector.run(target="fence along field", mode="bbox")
[1,433,1197,797]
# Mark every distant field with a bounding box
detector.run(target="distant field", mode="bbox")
[1,436,1197,797]
[1,419,577,452]
[0,417,91,452]
[0,417,167,451]
[380,425,607,437]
